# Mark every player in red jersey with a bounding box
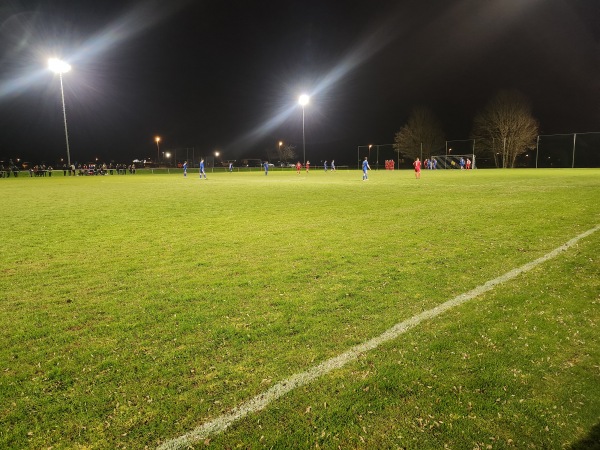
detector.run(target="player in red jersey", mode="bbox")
[413,157,421,179]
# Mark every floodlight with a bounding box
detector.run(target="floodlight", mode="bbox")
[298,94,309,106]
[48,58,71,74]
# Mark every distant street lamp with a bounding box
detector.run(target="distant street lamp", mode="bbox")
[165,152,171,166]
[155,136,161,163]
[298,94,309,165]
[48,58,72,167]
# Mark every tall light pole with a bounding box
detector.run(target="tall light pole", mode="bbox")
[298,94,309,165]
[155,136,161,164]
[48,58,72,167]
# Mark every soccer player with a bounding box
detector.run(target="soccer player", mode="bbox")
[324,160,328,172]
[413,157,421,179]
[296,161,302,174]
[466,158,472,170]
[199,159,206,179]
[183,161,187,177]
[362,157,371,180]
[264,161,269,175]
[331,160,336,171]
[306,161,310,173]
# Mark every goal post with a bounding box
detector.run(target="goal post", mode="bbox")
[430,154,476,169]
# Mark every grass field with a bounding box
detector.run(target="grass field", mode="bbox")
[1,168,599,449]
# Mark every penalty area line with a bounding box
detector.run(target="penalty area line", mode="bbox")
[158,224,599,450]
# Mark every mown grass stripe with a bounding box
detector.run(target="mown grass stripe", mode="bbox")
[157,224,599,450]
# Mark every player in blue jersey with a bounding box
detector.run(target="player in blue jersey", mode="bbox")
[264,161,269,175]
[199,159,206,179]
[362,157,371,180]
[183,161,187,177]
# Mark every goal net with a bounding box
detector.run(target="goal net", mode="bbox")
[430,154,476,169]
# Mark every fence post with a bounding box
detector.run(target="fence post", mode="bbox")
[535,135,539,169]
[572,133,576,168]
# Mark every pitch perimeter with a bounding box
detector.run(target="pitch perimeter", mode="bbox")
[158,224,600,450]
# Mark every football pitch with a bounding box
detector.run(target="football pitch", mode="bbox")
[1,168,599,449]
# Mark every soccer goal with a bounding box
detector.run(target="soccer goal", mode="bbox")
[430,154,476,169]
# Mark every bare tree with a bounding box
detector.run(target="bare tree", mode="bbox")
[471,90,539,168]
[266,144,297,163]
[279,144,296,163]
[393,106,445,161]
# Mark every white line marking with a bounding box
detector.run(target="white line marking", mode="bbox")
[158,225,599,450]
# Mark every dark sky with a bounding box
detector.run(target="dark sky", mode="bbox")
[0,0,598,165]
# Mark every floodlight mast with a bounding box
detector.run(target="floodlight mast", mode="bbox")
[155,136,161,164]
[48,58,72,168]
[298,94,309,165]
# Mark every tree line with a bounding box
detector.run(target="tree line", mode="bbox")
[393,89,539,168]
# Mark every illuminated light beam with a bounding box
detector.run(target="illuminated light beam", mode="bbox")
[67,0,191,67]
[311,15,399,99]
[225,105,299,153]
[0,0,192,100]
[222,9,403,152]
[0,71,47,99]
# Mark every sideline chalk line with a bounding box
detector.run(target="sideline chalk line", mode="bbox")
[158,224,599,450]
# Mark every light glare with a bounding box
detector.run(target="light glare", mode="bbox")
[48,58,71,74]
[298,94,309,106]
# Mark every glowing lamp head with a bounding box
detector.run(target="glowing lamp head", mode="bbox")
[155,136,161,143]
[48,58,71,74]
[298,94,309,107]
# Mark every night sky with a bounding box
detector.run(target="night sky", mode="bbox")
[0,0,598,165]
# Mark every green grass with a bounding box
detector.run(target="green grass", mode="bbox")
[0,169,598,449]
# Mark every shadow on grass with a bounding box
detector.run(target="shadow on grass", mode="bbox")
[570,422,600,450]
